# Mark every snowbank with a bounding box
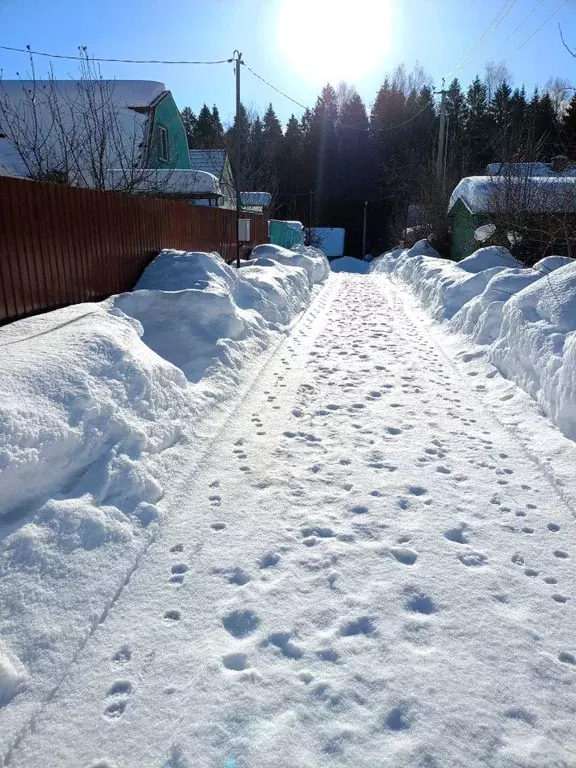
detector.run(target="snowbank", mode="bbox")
[533,255,574,273]
[449,268,541,344]
[372,242,576,442]
[491,263,576,440]
[250,243,330,286]
[329,256,369,273]
[458,246,522,273]
[0,246,324,753]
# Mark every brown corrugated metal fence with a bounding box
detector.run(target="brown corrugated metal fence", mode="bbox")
[0,176,269,325]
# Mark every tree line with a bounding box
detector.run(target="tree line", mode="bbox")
[181,62,576,256]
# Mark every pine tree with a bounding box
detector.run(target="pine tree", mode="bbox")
[279,114,304,218]
[336,92,371,253]
[562,94,576,154]
[465,76,490,171]
[193,104,224,149]
[181,107,197,149]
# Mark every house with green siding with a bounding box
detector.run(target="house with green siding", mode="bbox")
[0,80,191,187]
[448,174,576,263]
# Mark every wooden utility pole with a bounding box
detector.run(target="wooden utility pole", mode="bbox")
[436,80,447,187]
[362,200,368,257]
[234,50,242,268]
[305,190,314,246]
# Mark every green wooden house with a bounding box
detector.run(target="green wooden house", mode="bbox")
[448,174,576,264]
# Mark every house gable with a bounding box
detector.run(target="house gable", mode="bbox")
[147,92,190,170]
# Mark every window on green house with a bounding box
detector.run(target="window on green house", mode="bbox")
[158,126,169,162]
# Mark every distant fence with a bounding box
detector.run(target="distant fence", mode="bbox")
[0,175,268,325]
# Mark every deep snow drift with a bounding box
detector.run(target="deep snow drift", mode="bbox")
[0,246,328,757]
[371,242,576,441]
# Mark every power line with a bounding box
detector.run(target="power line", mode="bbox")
[0,43,232,65]
[501,0,547,45]
[242,62,307,110]
[446,0,519,78]
[243,60,433,133]
[513,0,569,53]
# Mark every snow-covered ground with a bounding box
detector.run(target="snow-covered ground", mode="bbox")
[0,246,329,762]
[1,255,576,766]
[371,242,576,444]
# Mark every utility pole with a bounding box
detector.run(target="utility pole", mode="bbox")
[436,79,447,188]
[305,190,314,246]
[362,200,368,258]
[234,50,242,268]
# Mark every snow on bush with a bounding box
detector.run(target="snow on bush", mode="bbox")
[0,245,321,749]
[372,242,576,441]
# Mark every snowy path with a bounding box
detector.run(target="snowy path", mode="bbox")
[10,274,576,768]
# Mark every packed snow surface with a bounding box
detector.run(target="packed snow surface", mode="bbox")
[372,240,576,442]
[4,272,576,767]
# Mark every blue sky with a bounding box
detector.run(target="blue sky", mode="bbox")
[0,0,575,127]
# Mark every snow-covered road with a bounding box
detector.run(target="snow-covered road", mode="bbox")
[9,273,576,767]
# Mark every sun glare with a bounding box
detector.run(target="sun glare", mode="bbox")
[276,0,393,85]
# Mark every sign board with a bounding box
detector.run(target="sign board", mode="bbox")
[238,218,251,242]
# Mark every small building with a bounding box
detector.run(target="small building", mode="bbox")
[240,192,272,214]
[188,149,236,201]
[0,80,191,186]
[448,175,576,263]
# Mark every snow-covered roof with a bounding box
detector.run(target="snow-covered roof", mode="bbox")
[188,149,228,179]
[240,191,272,208]
[0,79,166,109]
[449,176,576,214]
[486,161,576,177]
[105,168,220,195]
[0,80,168,182]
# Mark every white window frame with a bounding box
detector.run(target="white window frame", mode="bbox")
[158,126,169,162]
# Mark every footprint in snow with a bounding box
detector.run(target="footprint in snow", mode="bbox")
[389,547,418,565]
[222,652,249,671]
[103,680,133,720]
[444,526,468,544]
[547,523,560,532]
[111,646,132,666]
[223,609,260,638]
[405,589,438,615]
[169,563,188,585]
[458,552,487,567]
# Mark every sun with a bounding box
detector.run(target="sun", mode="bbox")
[276,0,393,85]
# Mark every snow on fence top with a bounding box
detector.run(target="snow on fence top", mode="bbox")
[105,168,220,195]
[448,175,576,215]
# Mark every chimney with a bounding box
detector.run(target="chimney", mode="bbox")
[551,155,569,173]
